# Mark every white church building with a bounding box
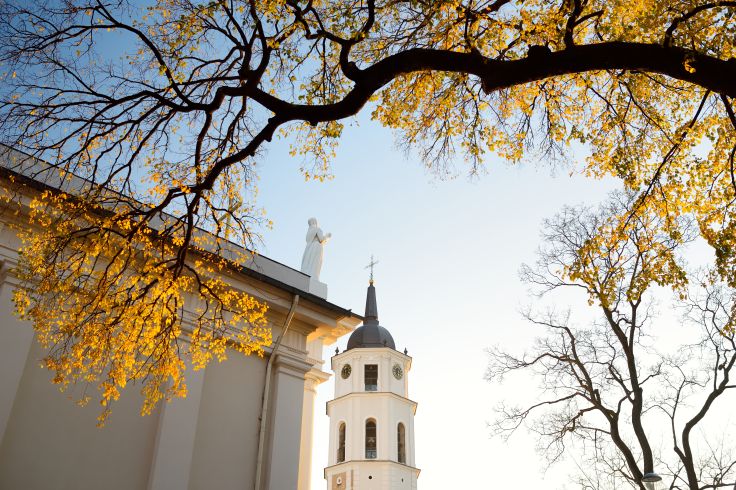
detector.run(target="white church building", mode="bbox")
[0,147,419,490]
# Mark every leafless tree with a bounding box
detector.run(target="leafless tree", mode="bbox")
[487,193,736,489]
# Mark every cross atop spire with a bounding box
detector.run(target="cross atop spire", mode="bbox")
[363,256,379,324]
[365,254,379,284]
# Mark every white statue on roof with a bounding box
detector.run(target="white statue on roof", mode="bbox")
[300,217,331,281]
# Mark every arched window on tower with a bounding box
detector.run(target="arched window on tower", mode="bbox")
[337,422,346,463]
[397,423,406,464]
[365,419,377,459]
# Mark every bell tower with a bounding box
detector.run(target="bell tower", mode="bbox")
[324,278,419,489]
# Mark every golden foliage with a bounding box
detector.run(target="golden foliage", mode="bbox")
[1,0,736,417]
[11,189,269,425]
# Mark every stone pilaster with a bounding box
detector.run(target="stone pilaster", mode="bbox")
[147,367,205,490]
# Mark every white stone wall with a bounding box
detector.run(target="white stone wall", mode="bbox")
[0,312,162,490]
[0,178,360,490]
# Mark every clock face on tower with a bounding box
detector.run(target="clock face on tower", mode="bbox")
[341,364,352,379]
[392,363,404,380]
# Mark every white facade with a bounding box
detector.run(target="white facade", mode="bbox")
[0,150,362,490]
[324,286,419,490]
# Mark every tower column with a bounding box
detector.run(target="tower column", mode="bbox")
[298,368,330,490]
[0,268,34,447]
[147,366,205,490]
[264,354,312,490]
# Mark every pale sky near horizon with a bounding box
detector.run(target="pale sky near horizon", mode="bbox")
[248,99,736,490]
[251,109,632,489]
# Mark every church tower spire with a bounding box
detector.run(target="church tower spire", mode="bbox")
[325,269,419,489]
[364,254,379,323]
[364,282,378,323]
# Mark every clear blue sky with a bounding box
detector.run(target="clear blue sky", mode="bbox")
[252,109,624,489]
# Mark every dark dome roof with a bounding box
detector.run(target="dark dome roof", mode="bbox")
[346,281,396,351]
[346,323,396,350]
